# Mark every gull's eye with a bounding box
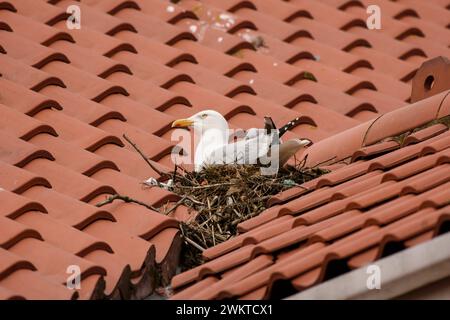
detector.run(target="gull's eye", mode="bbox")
[200,113,208,119]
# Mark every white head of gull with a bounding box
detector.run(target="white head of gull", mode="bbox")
[172,110,230,171]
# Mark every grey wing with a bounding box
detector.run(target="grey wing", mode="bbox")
[205,132,272,165]
[244,128,258,140]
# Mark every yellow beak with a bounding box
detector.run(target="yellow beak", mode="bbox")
[171,118,194,128]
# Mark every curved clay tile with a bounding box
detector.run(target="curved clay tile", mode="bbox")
[82,249,132,299]
[41,31,75,46]
[32,52,71,70]
[346,47,416,79]
[97,121,174,161]
[235,207,439,298]
[148,228,182,283]
[37,85,125,126]
[225,40,256,56]
[28,134,120,177]
[351,140,400,162]
[128,246,157,299]
[92,0,141,16]
[107,22,139,36]
[203,215,294,260]
[83,220,155,273]
[93,142,172,179]
[0,1,16,11]
[233,71,317,107]
[0,248,37,281]
[419,131,450,156]
[403,123,448,146]
[90,167,178,206]
[168,10,199,26]
[0,104,58,141]
[171,276,219,300]
[112,53,194,88]
[346,103,378,119]
[172,60,253,96]
[364,90,449,145]
[32,109,124,151]
[0,79,64,115]
[52,41,135,78]
[0,161,52,196]
[16,211,114,257]
[0,196,47,224]
[21,157,116,204]
[1,268,78,299]
[301,120,374,167]
[9,0,62,23]
[374,185,449,227]
[0,216,43,249]
[68,28,138,57]
[171,244,255,290]
[351,69,411,100]
[291,267,322,292]
[0,286,25,300]
[0,30,70,67]
[103,43,138,57]
[190,254,274,300]
[266,182,314,207]
[9,237,107,281]
[104,202,179,240]
[161,74,195,89]
[0,130,55,167]
[0,55,66,91]
[398,48,427,63]
[22,187,117,232]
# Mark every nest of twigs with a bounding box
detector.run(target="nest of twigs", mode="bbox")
[165,162,329,271]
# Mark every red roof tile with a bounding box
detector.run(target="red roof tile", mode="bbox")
[172,116,450,299]
[0,0,449,300]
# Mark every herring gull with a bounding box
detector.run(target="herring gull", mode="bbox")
[171,110,311,171]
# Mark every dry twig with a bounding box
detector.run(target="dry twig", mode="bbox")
[122,134,170,179]
[96,194,159,212]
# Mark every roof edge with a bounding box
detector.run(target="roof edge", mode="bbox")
[286,232,450,300]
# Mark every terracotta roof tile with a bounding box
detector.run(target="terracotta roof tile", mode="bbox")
[1,0,449,299]
[0,249,78,300]
[172,128,450,298]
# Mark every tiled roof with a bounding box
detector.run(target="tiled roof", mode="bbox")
[171,92,450,299]
[0,0,449,300]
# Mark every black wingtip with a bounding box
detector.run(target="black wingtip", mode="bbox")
[278,116,302,137]
[264,116,277,134]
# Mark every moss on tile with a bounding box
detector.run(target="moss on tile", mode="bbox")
[413,115,450,131]
[391,115,450,146]
[231,49,245,58]
[391,131,410,146]
[302,71,317,82]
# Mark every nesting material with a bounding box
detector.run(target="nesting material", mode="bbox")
[166,163,329,270]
